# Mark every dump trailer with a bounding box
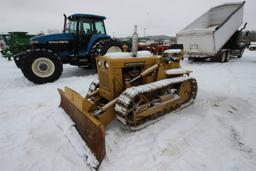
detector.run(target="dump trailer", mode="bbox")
[177,1,246,62]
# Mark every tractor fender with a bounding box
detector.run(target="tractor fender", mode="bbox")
[13,49,59,69]
[13,50,32,68]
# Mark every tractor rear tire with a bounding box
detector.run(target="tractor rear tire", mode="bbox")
[90,39,123,68]
[21,49,63,84]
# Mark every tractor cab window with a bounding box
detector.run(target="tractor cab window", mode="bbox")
[95,21,106,34]
[79,19,94,35]
[68,20,77,33]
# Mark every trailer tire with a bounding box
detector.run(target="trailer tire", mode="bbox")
[237,49,244,58]
[21,49,63,84]
[188,57,194,61]
[218,51,226,63]
[224,51,230,62]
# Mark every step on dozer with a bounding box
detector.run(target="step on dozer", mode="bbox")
[58,50,197,170]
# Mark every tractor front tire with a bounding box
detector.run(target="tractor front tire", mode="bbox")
[90,39,123,68]
[21,49,63,84]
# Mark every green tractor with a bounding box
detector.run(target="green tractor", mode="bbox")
[0,32,36,60]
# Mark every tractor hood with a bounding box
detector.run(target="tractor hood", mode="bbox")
[31,33,75,44]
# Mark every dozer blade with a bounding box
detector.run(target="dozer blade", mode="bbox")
[58,87,105,169]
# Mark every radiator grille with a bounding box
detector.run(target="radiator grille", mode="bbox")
[99,70,110,91]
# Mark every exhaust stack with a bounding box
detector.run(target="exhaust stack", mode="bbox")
[132,25,138,57]
[63,14,67,33]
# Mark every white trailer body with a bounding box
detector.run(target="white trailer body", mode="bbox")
[177,1,245,59]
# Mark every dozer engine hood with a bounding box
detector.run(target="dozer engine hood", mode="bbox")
[31,33,75,44]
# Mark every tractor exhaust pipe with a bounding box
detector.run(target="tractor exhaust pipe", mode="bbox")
[132,25,138,57]
[63,14,67,33]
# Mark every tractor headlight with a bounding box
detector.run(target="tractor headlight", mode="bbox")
[104,61,109,69]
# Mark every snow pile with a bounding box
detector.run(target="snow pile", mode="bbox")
[1,51,256,171]
[115,76,191,117]
[164,49,182,54]
[116,76,191,112]
[165,68,190,75]
[0,56,97,171]
[105,50,153,58]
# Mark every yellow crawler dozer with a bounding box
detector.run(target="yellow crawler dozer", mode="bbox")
[58,50,197,169]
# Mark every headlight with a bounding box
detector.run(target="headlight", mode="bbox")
[104,61,109,69]
[97,60,102,66]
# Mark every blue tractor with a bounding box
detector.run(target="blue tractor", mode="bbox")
[14,14,123,84]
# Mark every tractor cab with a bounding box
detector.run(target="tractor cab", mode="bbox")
[63,14,111,58]
[64,14,107,35]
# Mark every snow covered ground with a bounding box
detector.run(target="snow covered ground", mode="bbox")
[0,51,256,171]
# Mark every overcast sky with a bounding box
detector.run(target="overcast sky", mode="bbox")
[0,0,254,37]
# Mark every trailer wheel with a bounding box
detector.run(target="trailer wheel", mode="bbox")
[237,49,244,58]
[224,51,231,62]
[188,57,194,61]
[218,51,226,63]
[21,49,63,84]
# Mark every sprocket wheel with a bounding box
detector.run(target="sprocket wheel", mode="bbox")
[178,80,193,104]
